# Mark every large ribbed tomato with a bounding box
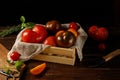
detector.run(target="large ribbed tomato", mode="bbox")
[32,24,48,43]
[21,24,48,43]
[56,31,76,48]
[88,25,109,41]
[21,29,38,43]
[45,20,62,34]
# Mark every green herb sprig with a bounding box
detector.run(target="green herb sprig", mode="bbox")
[0,16,35,37]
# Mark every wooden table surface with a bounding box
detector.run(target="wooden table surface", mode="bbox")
[0,26,120,80]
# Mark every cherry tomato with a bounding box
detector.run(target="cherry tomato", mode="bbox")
[32,24,48,43]
[69,22,79,31]
[10,51,21,61]
[21,29,38,43]
[98,43,106,51]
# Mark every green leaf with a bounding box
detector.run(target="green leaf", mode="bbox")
[15,60,23,71]
[21,23,27,29]
[20,16,25,23]
[5,68,10,74]
[26,22,35,28]
[0,16,35,37]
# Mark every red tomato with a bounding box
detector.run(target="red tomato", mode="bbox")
[95,27,109,41]
[88,25,109,41]
[69,22,79,30]
[10,51,21,61]
[98,43,106,51]
[88,25,98,38]
[43,36,56,46]
[32,24,48,43]
[22,29,38,43]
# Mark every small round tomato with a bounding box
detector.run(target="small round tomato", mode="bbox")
[98,43,106,51]
[10,51,21,61]
[69,22,79,30]
[21,29,38,43]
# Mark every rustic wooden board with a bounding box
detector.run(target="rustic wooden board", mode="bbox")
[0,43,25,80]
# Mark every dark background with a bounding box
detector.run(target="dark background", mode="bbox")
[0,0,120,53]
[0,0,114,27]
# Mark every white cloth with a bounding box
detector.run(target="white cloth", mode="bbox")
[7,23,88,63]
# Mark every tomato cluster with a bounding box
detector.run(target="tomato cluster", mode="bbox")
[22,24,48,43]
[10,21,80,61]
[88,25,109,51]
[21,20,80,48]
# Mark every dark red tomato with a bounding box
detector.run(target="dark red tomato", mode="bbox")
[10,51,21,61]
[22,29,38,43]
[45,20,62,34]
[69,22,79,31]
[56,31,76,48]
[32,24,48,43]
[98,43,106,51]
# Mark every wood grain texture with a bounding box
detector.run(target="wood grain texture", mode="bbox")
[0,44,25,80]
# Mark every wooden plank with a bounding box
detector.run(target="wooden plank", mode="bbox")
[0,43,25,80]
[42,47,75,58]
[32,46,76,65]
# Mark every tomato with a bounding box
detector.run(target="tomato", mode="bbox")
[10,51,21,61]
[98,43,106,51]
[95,27,109,41]
[43,36,56,46]
[21,29,38,43]
[45,20,62,34]
[32,24,48,43]
[88,25,98,38]
[69,22,79,31]
[88,25,109,41]
[21,24,48,43]
[56,31,76,48]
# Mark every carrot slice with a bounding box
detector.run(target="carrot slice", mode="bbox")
[30,63,46,75]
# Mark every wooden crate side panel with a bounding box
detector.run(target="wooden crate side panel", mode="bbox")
[32,54,75,65]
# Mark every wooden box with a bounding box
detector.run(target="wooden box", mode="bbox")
[8,23,87,66]
[32,46,76,65]
[31,23,88,65]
